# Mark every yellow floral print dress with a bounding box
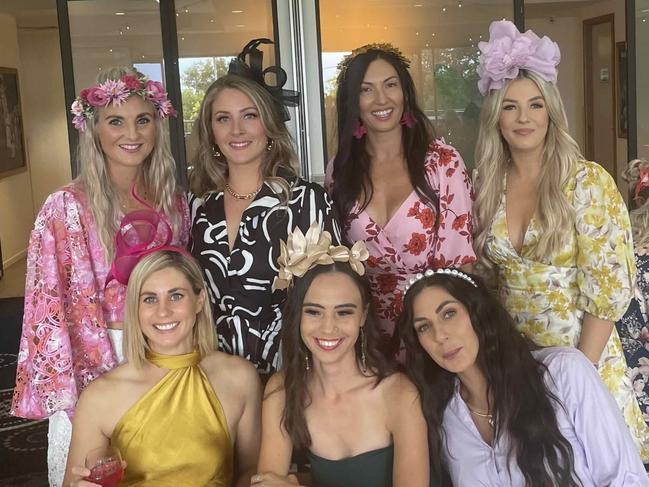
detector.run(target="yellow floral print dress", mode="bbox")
[485,160,649,460]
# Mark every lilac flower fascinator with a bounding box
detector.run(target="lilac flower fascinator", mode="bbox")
[477,20,561,95]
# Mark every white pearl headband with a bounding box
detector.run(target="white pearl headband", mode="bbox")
[404,268,478,295]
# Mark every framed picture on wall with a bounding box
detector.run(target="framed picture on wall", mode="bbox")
[616,41,628,139]
[0,67,27,179]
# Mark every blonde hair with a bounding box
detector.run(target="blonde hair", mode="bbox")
[188,74,298,201]
[473,70,583,267]
[76,66,182,259]
[622,159,649,248]
[123,250,216,368]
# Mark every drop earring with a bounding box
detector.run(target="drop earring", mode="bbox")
[267,139,274,151]
[211,144,222,158]
[360,326,367,373]
[352,120,367,139]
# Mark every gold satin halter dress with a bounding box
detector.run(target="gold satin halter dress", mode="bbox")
[111,349,233,486]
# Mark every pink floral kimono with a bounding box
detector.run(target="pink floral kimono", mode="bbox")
[11,183,189,420]
[326,139,476,342]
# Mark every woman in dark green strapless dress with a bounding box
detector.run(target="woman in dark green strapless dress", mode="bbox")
[250,226,430,487]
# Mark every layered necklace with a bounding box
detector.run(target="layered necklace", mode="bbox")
[225,182,263,200]
[465,404,495,428]
[461,388,495,428]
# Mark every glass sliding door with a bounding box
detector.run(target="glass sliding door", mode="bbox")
[175,0,277,164]
[318,0,513,172]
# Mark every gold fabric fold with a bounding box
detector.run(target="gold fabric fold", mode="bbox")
[111,350,233,486]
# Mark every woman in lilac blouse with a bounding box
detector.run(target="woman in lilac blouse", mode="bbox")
[326,44,475,355]
[397,269,647,486]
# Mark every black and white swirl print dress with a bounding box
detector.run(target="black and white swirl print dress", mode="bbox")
[189,176,341,374]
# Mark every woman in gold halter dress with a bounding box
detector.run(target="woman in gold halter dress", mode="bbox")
[63,250,262,487]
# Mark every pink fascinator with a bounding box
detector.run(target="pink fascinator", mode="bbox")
[477,20,561,95]
[105,190,189,286]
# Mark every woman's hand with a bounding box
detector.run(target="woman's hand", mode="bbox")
[250,472,303,487]
[67,466,101,487]
[67,460,127,487]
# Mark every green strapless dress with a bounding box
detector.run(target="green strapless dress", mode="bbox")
[307,445,394,487]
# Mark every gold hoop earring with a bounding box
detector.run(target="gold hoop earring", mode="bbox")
[211,144,222,158]
[360,326,367,373]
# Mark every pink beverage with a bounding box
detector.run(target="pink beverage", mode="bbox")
[84,459,124,487]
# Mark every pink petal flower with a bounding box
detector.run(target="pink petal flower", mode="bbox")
[145,80,168,102]
[72,115,87,131]
[121,74,142,91]
[70,99,84,116]
[86,87,109,107]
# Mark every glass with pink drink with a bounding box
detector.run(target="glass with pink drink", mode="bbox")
[84,446,124,487]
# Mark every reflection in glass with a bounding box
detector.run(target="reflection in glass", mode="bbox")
[319,0,512,171]
[175,0,274,163]
[68,0,164,89]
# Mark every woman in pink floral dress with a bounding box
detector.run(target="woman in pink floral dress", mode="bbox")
[326,44,475,353]
[10,67,189,486]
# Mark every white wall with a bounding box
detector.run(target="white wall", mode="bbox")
[18,26,71,210]
[637,0,649,160]
[579,0,628,190]
[526,16,584,149]
[0,13,35,267]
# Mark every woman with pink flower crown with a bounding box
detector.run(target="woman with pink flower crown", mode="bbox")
[473,20,649,458]
[10,67,189,486]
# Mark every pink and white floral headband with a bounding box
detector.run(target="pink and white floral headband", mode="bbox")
[70,73,177,132]
[273,222,369,291]
[477,20,561,96]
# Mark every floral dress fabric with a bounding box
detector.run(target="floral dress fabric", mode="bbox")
[11,183,190,420]
[326,139,476,342]
[485,160,649,459]
[616,246,649,426]
[190,176,340,374]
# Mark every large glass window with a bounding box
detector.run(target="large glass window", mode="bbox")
[175,0,275,163]
[319,0,513,171]
[68,0,165,89]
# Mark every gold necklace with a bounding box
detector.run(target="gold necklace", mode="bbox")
[466,404,495,428]
[225,182,262,200]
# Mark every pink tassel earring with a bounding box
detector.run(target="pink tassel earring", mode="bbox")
[400,112,417,128]
[352,120,367,139]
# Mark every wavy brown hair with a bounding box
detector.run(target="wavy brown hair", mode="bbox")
[397,272,581,487]
[188,74,298,202]
[330,46,437,232]
[274,262,393,449]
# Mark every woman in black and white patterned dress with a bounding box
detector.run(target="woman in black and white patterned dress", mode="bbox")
[188,69,339,375]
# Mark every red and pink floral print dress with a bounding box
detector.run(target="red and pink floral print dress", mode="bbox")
[11,183,189,420]
[326,139,476,343]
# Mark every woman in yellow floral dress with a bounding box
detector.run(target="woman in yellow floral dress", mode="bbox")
[473,20,649,459]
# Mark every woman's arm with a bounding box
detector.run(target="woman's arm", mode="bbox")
[388,374,430,487]
[232,361,263,487]
[578,313,614,365]
[574,162,635,353]
[62,381,110,487]
[548,348,647,484]
[252,374,297,486]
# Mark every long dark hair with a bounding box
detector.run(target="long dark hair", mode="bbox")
[330,46,437,230]
[278,262,393,449]
[397,273,581,487]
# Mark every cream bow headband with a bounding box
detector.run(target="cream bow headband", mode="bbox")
[273,222,369,291]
